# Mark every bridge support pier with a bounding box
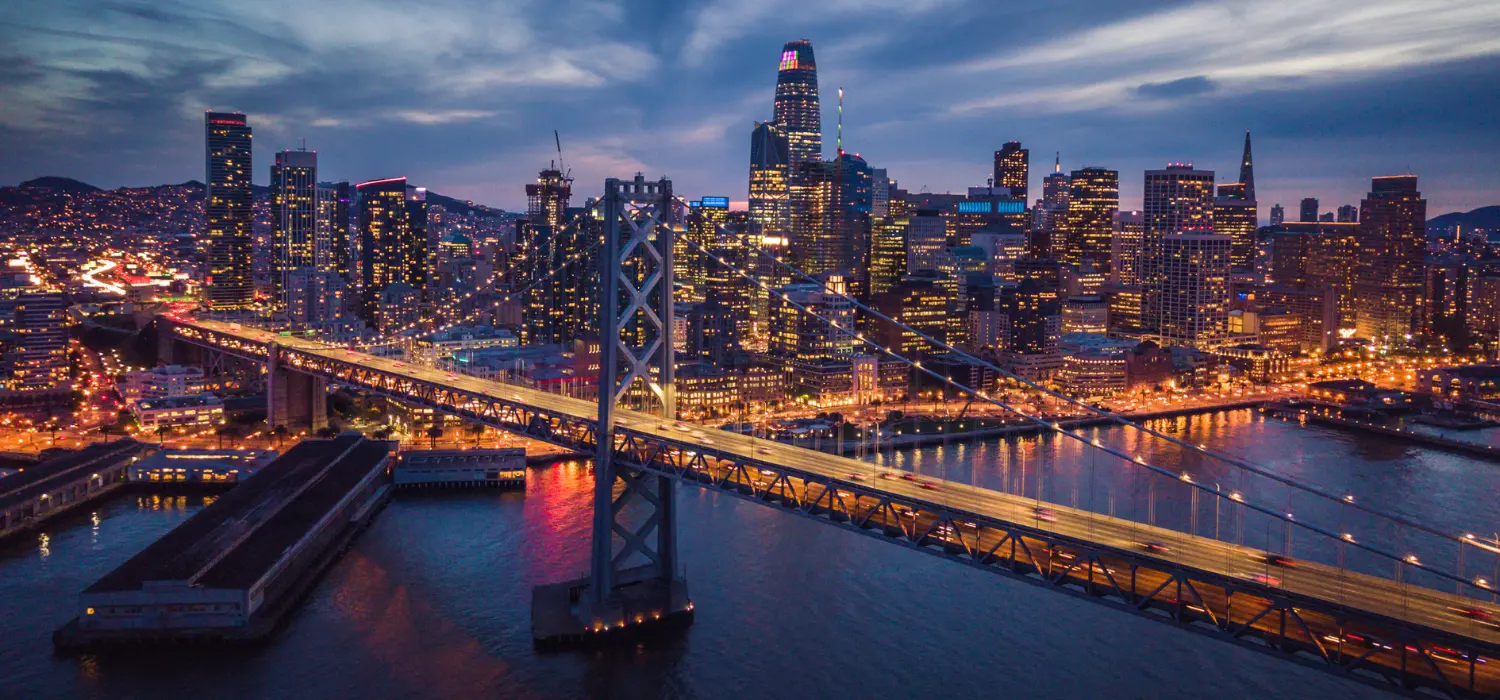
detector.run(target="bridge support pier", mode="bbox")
[532,176,692,649]
[267,344,328,433]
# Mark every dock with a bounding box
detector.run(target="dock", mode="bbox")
[53,435,394,652]
[1261,401,1500,462]
[0,440,150,541]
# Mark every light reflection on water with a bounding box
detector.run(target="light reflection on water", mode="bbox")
[5,412,1473,699]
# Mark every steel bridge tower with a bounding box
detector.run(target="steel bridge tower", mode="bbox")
[532,175,692,647]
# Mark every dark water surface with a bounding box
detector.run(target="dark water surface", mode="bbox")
[11,410,1498,699]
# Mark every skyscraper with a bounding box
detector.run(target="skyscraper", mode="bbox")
[356,177,428,330]
[270,149,318,316]
[1354,176,1427,345]
[1142,164,1216,334]
[1158,231,1232,345]
[1214,185,1257,273]
[1238,131,1256,202]
[1337,204,1358,223]
[1300,197,1320,223]
[1112,210,1145,286]
[1062,167,1118,272]
[789,153,871,276]
[748,121,790,235]
[994,141,1029,200]
[204,112,253,310]
[317,181,353,281]
[774,39,821,167]
[526,168,572,232]
[1270,203,1285,226]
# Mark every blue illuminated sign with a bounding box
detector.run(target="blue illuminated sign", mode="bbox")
[700,196,730,209]
[994,200,1025,214]
[956,201,992,214]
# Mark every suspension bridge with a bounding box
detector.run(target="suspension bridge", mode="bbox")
[162,176,1500,699]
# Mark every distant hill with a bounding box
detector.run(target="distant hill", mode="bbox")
[1429,206,1500,231]
[3,176,508,218]
[16,176,101,194]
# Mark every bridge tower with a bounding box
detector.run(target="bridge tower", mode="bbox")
[532,175,692,647]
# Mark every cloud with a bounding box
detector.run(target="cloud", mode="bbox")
[948,0,1500,116]
[391,110,499,126]
[1134,76,1217,100]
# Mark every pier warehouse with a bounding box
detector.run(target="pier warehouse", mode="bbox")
[56,435,392,650]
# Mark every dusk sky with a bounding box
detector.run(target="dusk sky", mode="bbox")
[3,0,1499,217]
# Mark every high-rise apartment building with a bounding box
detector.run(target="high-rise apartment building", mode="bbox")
[1158,231,1232,346]
[748,121,790,236]
[1111,210,1145,286]
[2,292,70,398]
[1337,204,1358,223]
[993,141,1029,200]
[1142,164,1216,333]
[356,177,428,330]
[526,168,571,232]
[317,181,353,281]
[1062,167,1118,272]
[1270,204,1285,226]
[1300,197,1320,223]
[1354,176,1427,345]
[774,40,821,167]
[270,149,318,316]
[204,112,254,310]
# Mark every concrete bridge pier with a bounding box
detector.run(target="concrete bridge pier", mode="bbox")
[267,345,328,432]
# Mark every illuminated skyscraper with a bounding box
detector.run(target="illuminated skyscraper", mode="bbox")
[1354,175,1427,345]
[774,39,822,167]
[1111,210,1145,286]
[519,167,592,346]
[317,181,353,281]
[1270,203,1285,226]
[1062,167,1118,272]
[869,215,909,297]
[1141,164,1216,333]
[527,168,572,232]
[270,149,318,316]
[1159,232,1232,346]
[1214,183,1257,273]
[204,112,253,310]
[748,121,790,235]
[356,177,428,330]
[789,153,871,276]
[994,141,1029,200]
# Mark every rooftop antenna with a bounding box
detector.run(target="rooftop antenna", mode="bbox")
[836,87,844,156]
[1054,151,1061,174]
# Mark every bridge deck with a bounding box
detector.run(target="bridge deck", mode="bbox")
[181,319,1500,659]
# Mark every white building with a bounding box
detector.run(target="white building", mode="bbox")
[131,393,224,428]
[121,365,206,402]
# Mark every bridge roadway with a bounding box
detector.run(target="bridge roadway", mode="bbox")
[177,318,1500,696]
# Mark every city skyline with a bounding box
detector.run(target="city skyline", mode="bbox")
[3,1,1500,217]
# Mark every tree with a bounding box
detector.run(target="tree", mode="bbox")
[426,425,443,450]
[155,424,170,446]
[467,422,484,446]
[271,424,289,448]
[216,425,232,449]
[315,426,338,439]
[97,421,117,443]
[372,426,393,441]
